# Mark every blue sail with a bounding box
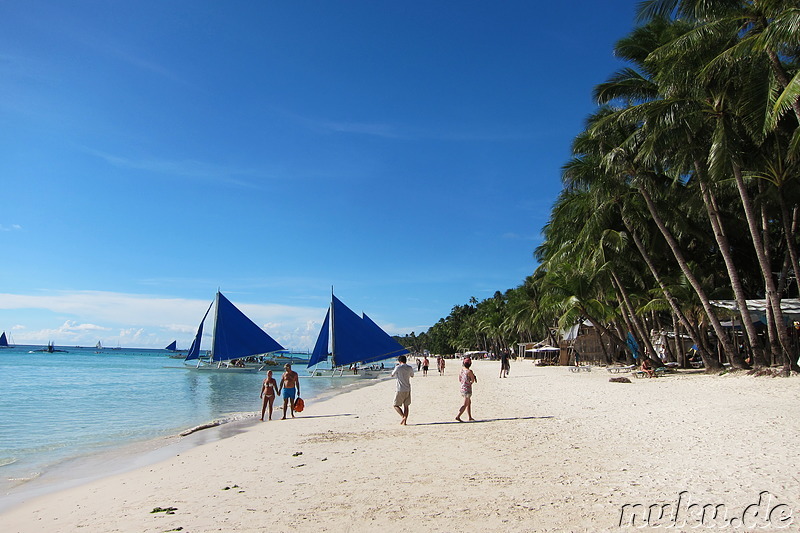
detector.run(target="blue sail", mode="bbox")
[361,313,409,361]
[306,309,330,367]
[329,295,370,367]
[165,340,177,351]
[185,301,213,361]
[0,332,8,347]
[328,295,407,367]
[211,292,284,362]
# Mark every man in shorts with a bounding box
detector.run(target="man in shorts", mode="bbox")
[391,354,415,425]
[279,363,301,420]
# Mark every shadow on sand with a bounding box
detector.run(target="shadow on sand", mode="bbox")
[412,415,554,426]
[291,413,355,419]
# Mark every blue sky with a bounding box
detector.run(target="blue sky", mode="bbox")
[0,1,636,349]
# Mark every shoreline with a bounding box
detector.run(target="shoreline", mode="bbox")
[0,411,259,514]
[0,373,384,514]
[2,360,798,531]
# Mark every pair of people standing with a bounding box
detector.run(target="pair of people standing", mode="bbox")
[390,355,477,425]
[260,364,301,421]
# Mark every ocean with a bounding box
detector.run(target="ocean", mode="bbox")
[0,345,378,501]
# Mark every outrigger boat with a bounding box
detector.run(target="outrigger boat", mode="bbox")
[184,291,284,371]
[165,340,189,359]
[306,293,408,378]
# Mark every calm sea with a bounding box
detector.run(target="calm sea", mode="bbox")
[0,345,376,499]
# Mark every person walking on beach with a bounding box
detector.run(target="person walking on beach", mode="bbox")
[278,364,301,420]
[456,357,477,422]
[422,355,429,376]
[260,370,279,421]
[391,354,415,425]
[437,355,445,375]
[500,350,510,378]
[417,357,422,372]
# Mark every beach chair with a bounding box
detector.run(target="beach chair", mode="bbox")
[632,366,670,378]
[569,365,591,373]
[606,365,634,374]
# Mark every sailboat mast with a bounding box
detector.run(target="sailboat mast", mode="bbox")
[210,291,220,362]
[329,289,336,368]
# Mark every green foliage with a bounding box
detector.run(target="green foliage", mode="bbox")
[410,1,800,367]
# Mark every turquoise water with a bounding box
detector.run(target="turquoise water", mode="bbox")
[0,346,369,495]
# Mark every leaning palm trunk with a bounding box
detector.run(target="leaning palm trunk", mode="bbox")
[732,163,799,372]
[637,187,738,365]
[698,177,761,367]
[621,216,721,370]
[610,271,660,363]
[777,201,800,300]
[672,313,685,367]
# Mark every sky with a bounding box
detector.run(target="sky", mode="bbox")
[0,0,638,350]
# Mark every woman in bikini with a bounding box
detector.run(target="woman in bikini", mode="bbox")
[260,370,279,421]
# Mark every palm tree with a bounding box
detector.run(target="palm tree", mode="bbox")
[592,18,771,368]
[562,120,722,368]
[638,0,800,372]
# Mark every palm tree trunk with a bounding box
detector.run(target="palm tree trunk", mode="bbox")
[673,313,686,368]
[698,177,760,367]
[610,270,660,363]
[621,215,721,370]
[777,200,800,298]
[637,186,738,365]
[731,163,799,372]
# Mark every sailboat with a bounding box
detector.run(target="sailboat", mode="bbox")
[306,293,409,377]
[0,331,11,348]
[164,340,187,358]
[184,291,285,371]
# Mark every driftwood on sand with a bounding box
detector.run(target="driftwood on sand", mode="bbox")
[179,421,221,436]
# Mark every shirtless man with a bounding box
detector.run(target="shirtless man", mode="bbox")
[278,364,301,419]
[260,370,279,421]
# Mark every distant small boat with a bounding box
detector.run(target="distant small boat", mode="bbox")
[184,291,284,371]
[165,340,189,359]
[0,331,11,348]
[30,342,68,354]
[96,341,103,349]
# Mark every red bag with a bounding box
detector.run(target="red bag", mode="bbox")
[294,397,304,413]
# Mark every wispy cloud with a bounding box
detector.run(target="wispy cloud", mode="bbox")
[84,148,266,189]
[277,108,533,142]
[0,224,22,231]
[0,290,324,349]
[314,119,404,139]
[501,232,539,241]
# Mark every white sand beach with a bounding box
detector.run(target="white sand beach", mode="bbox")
[2,360,798,532]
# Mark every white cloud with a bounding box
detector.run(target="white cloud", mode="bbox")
[0,290,324,350]
[0,224,22,231]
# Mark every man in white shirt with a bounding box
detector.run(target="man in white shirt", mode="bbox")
[391,354,415,425]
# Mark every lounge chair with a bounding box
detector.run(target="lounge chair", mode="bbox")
[632,366,670,378]
[606,365,635,374]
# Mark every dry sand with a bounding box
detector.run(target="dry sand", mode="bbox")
[2,360,798,532]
